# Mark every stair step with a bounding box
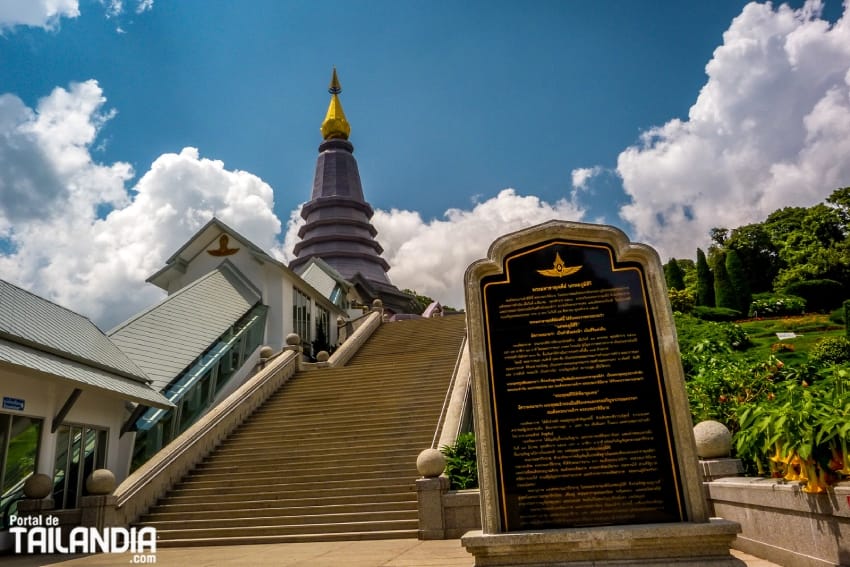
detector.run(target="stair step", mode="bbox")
[136,317,466,546]
[151,519,419,540]
[168,477,415,497]
[142,501,416,522]
[161,483,416,504]
[147,493,417,514]
[181,465,415,485]
[141,509,416,530]
[154,529,419,547]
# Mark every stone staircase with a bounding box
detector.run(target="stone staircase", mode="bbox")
[136,315,467,546]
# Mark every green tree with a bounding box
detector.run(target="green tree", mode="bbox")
[713,251,737,312]
[726,223,781,293]
[725,249,752,314]
[774,204,850,290]
[696,248,715,307]
[664,258,686,290]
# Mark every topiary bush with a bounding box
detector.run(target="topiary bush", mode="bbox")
[808,336,850,366]
[440,432,478,490]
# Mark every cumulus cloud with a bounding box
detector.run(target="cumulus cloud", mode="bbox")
[279,190,586,309]
[376,190,585,308]
[0,0,153,31]
[0,0,79,30]
[0,81,280,329]
[611,0,850,260]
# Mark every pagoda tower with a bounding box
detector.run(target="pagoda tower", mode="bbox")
[290,69,413,314]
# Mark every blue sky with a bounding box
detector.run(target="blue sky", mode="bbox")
[1,1,849,326]
[5,1,761,221]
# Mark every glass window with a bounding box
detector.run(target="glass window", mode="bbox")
[315,306,331,353]
[0,413,42,525]
[52,424,107,509]
[293,287,312,347]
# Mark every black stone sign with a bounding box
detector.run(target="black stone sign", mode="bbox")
[479,238,686,531]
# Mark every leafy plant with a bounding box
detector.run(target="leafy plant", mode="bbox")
[441,432,478,490]
[735,367,850,493]
[809,336,850,366]
[668,288,695,313]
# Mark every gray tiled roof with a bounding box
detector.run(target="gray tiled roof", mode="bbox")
[109,262,261,392]
[0,279,171,409]
[0,279,149,380]
[0,340,172,408]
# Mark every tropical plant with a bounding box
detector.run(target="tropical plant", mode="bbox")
[441,432,478,490]
[735,367,850,493]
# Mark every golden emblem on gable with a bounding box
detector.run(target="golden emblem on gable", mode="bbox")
[536,252,582,278]
[208,234,239,257]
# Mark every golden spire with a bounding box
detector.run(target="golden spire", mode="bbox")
[321,67,351,140]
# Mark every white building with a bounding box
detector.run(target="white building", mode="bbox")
[0,217,347,539]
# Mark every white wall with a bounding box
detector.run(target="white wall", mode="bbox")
[0,367,131,483]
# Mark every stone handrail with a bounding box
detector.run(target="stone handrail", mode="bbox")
[327,309,382,368]
[111,349,300,526]
[434,338,471,450]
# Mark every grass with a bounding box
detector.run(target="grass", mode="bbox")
[738,314,845,364]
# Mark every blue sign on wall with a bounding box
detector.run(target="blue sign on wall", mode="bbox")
[2,397,25,411]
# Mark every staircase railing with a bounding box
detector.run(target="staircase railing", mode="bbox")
[110,348,300,527]
[326,310,382,367]
[434,338,472,450]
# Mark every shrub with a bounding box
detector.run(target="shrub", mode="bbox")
[441,432,478,490]
[809,336,850,366]
[829,306,845,325]
[668,288,695,313]
[692,306,741,322]
[782,279,845,313]
[748,294,806,318]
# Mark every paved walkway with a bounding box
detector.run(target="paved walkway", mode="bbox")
[1,538,781,567]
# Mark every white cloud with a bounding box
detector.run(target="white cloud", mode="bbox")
[100,0,123,19]
[136,0,153,14]
[612,0,850,260]
[278,190,585,309]
[376,190,585,308]
[0,82,280,330]
[571,166,602,191]
[0,0,79,30]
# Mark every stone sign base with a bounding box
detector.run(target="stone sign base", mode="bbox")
[461,519,743,566]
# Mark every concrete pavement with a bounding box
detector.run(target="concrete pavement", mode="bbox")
[1,538,781,567]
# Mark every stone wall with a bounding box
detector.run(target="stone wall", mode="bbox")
[708,477,850,567]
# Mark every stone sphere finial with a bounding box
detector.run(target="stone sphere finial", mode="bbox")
[285,333,301,347]
[372,299,383,309]
[337,316,346,327]
[259,345,274,359]
[23,473,52,499]
[85,469,116,495]
[316,350,330,362]
[694,420,733,458]
[417,448,446,478]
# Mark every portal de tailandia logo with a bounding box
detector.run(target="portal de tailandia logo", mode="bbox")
[9,514,157,562]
